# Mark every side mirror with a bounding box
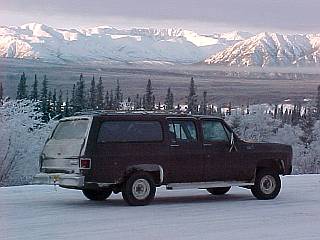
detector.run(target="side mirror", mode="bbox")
[229,133,238,152]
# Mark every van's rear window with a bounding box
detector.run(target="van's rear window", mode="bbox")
[97,121,163,143]
[52,119,89,140]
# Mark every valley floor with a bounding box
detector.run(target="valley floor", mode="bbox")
[0,174,319,240]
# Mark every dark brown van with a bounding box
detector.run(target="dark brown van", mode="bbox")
[33,112,292,206]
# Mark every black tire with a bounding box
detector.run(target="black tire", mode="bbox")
[122,172,156,206]
[207,187,231,195]
[82,188,112,201]
[251,169,281,200]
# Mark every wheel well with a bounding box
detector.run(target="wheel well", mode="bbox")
[256,159,284,174]
[123,164,164,186]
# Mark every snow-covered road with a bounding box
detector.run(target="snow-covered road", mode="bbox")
[1,175,320,240]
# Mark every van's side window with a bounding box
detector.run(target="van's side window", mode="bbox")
[168,120,197,143]
[97,121,163,143]
[202,120,230,142]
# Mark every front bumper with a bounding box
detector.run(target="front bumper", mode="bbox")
[33,173,85,188]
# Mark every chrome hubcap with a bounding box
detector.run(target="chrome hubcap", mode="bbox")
[132,179,150,200]
[260,175,276,195]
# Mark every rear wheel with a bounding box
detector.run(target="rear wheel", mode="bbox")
[207,187,231,195]
[82,188,112,201]
[251,169,281,200]
[122,172,156,206]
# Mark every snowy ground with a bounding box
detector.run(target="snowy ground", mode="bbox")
[1,175,320,240]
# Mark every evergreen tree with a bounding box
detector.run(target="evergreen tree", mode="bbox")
[316,85,320,120]
[164,87,174,110]
[200,91,208,115]
[134,94,141,110]
[30,74,38,101]
[109,90,114,110]
[144,79,154,110]
[70,84,76,113]
[142,95,146,110]
[17,72,28,99]
[274,104,278,119]
[0,81,3,103]
[104,90,110,110]
[96,76,104,110]
[41,75,49,122]
[114,79,122,110]
[186,77,197,114]
[75,74,85,112]
[51,89,57,117]
[65,90,70,117]
[152,95,155,109]
[89,75,97,109]
[300,109,315,148]
[56,89,63,117]
[48,90,53,118]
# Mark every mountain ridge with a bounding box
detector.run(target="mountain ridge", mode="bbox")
[1,23,320,67]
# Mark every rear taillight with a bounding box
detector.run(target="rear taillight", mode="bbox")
[80,158,91,169]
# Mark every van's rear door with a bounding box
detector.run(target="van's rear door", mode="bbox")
[41,118,92,173]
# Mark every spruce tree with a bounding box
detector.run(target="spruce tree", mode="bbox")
[274,104,278,119]
[56,89,63,117]
[65,90,70,117]
[109,90,114,110]
[144,79,154,110]
[30,74,38,101]
[300,109,315,148]
[114,79,122,110]
[75,74,85,112]
[0,82,3,103]
[316,85,320,120]
[164,87,174,110]
[96,76,104,109]
[51,89,57,117]
[41,75,49,122]
[186,77,197,114]
[89,75,97,109]
[200,91,208,115]
[134,94,141,110]
[104,90,110,110]
[48,90,53,118]
[70,84,76,113]
[17,72,28,99]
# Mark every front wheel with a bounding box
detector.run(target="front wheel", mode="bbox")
[207,187,231,195]
[82,188,112,201]
[251,169,281,200]
[122,172,156,206]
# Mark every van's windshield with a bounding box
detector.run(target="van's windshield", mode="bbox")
[52,119,89,140]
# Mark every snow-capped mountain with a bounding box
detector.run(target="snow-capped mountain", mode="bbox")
[204,32,320,67]
[0,23,244,64]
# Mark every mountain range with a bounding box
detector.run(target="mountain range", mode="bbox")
[1,23,320,67]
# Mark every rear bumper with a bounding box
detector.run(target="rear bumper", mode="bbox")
[33,173,84,188]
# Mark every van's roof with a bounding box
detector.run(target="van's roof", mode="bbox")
[62,111,224,121]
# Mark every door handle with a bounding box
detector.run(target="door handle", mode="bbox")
[203,143,212,147]
[170,144,180,147]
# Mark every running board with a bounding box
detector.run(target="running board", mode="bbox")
[166,181,254,190]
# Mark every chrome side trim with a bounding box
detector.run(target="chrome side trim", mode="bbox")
[166,181,254,190]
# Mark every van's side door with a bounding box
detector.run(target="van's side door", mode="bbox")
[165,118,204,183]
[201,119,234,181]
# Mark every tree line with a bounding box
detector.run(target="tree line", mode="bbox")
[14,73,177,121]
[11,72,320,129]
